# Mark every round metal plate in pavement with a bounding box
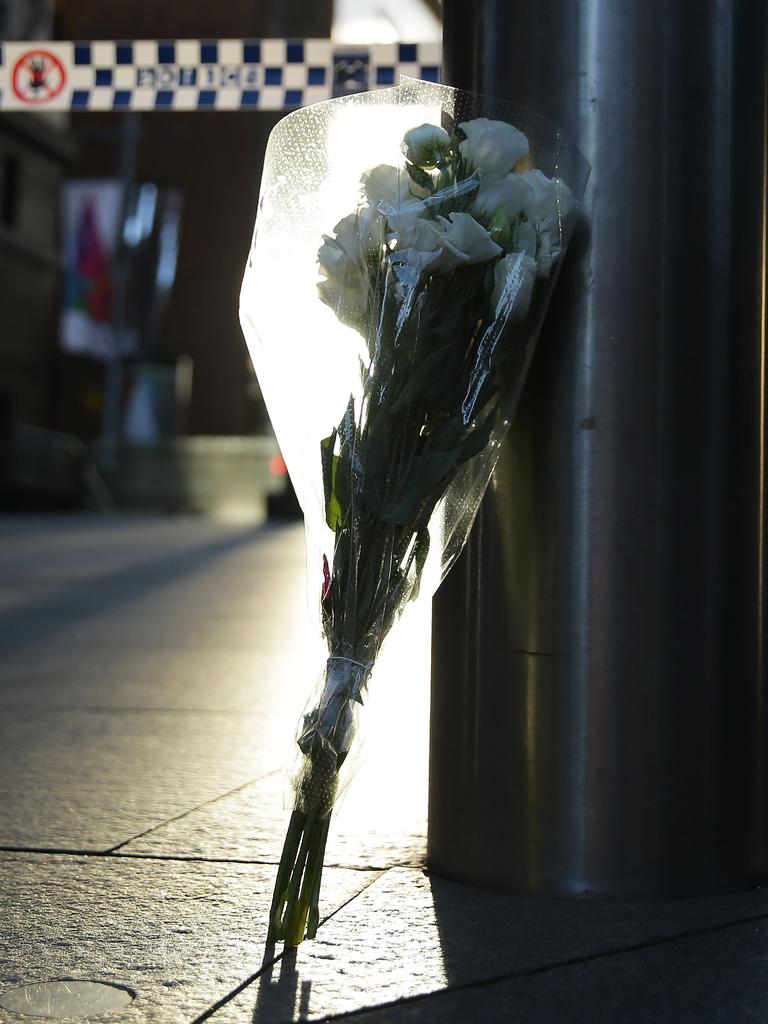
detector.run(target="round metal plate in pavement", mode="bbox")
[0,980,134,1018]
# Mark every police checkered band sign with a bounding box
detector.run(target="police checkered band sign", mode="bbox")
[0,40,441,111]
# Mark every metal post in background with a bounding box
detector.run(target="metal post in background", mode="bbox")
[429,0,768,896]
[100,110,139,465]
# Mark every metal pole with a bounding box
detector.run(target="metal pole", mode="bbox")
[430,0,768,896]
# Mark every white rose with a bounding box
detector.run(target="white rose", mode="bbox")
[511,218,537,260]
[318,275,368,330]
[521,169,576,225]
[391,212,502,278]
[381,196,427,235]
[392,214,442,255]
[402,123,451,168]
[458,117,529,176]
[362,163,427,207]
[491,251,538,322]
[432,212,503,269]
[317,206,383,328]
[474,172,533,220]
[519,170,576,277]
[390,248,438,297]
[318,207,383,271]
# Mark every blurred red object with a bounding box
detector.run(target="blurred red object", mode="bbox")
[269,454,288,477]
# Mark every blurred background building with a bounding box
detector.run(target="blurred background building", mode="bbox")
[0,0,439,515]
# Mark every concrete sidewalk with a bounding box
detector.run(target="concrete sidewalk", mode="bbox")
[1,515,767,1023]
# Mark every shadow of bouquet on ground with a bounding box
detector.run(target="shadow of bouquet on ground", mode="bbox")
[250,946,311,1023]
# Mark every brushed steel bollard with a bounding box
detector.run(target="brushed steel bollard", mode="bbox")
[429,0,768,896]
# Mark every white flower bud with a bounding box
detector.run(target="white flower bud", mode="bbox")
[474,173,533,221]
[402,123,451,168]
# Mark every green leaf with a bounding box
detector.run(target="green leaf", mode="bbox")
[459,406,498,465]
[321,399,356,533]
[334,447,352,529]
[415,527,430,568]
[430,417,464,453]
[321,430,337,508]
[321,433,343,532]
[488,204,513,250]
[405,162,433,191]
[338,396,356,449]
[334,397,356,526]
[319,395,358,536]
[389,342,465,416]
[408,528,431,603]
[382,448,461,525]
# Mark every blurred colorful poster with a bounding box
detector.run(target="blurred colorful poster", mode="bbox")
[60,180,137,360]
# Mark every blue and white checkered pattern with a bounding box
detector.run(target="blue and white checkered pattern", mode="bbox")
[0,39,442,111]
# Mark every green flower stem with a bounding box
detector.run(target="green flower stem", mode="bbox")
[278,818,315,943]
[268,807,307,943]
[273,812,333,947]
[305,818,331,939]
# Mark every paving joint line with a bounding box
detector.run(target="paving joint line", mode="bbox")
[0,845,113,858]
[0,845,393,872]
[318,909,768,1022]
[0,703,266,714]
[108,769,284,853]
[115,852,396,872]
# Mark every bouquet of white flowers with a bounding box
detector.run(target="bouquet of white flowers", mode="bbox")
[240,79,588,946]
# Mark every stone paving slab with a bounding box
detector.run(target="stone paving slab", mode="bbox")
[0,852,377,1024]
[0,706,285,850]
[0,517,312,665]
[0,516,321,851]
[0,515,299,569]
[118,766,426,870]
[330,916,768,1023]
[206,868,768,1023]
[0,643,315,713]
[119,599,432,870]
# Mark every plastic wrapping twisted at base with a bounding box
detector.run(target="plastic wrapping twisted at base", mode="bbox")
[293,656,371,819]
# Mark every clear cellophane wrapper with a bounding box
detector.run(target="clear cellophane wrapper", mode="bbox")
[240,78,589,943]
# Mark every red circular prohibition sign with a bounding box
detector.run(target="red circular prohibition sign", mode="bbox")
[12,49,67,104]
